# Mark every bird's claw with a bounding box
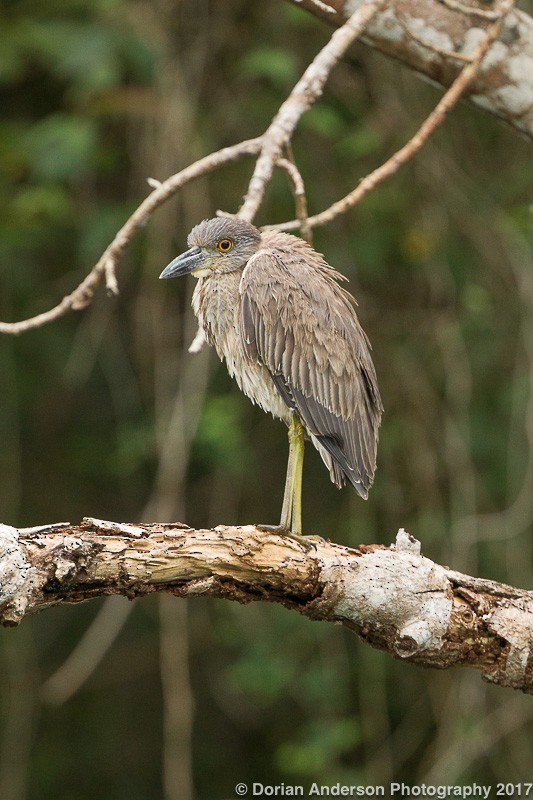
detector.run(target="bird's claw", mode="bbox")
[255,524,323,552]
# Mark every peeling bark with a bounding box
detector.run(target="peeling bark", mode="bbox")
[293,0,533,140]
[0,520,532,693]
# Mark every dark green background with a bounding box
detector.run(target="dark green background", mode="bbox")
[0,1,532,798]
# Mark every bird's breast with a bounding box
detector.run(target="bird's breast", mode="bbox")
[192,272,290,424]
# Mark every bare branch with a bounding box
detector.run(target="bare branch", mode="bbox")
[292,0,533,140]
[276,150,313,244]
[1,0,525,339]
[293,0,336,14]
[267,0,515,233]
[238,0,388,222]
[440,0,501,20]
[397,15,475,62]
[103,257,120,297]
[1,519,532,694]
[0,138,262,336]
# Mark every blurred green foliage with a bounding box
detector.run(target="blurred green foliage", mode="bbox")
[0,0,532,798]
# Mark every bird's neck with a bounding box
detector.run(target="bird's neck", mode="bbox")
[192,270,242,353]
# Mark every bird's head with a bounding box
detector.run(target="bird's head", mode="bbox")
[159,217,261,280]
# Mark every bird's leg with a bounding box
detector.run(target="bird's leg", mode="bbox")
[258,415,321,550]
[287,413,305,535]
[279,415,298,531]
[258,414,316,550]
[285,415,326,548]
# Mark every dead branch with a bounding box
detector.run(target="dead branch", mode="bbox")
[0,4,382,337]
[0,0,519,336]
[0,138,262,336]
[292,0,533,140]
[268,0,514,233]
[1,520,532,694]
[276,150,313,244]
[238,0,387,222]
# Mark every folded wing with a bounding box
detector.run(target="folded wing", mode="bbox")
[239,233,383,497]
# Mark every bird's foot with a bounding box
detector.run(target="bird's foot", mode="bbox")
[255,524,324,552]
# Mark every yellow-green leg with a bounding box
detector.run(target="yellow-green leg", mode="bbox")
[281,413,305,534]
[259,414,313,549]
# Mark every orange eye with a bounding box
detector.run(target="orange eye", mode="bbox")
[217,238,233,253]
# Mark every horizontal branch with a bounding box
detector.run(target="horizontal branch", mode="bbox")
[1,519,532,693]
[294,0,533,140]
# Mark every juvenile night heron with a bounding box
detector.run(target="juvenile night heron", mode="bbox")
[160,218,382,544]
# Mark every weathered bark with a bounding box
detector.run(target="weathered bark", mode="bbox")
[1,519,532,693]
[293,0,533,140]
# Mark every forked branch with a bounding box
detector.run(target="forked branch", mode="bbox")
[293,0,533,139]
[269,0,515,232]
[0,0,518,334]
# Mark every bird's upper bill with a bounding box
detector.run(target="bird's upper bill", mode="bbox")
[159,246,206,280]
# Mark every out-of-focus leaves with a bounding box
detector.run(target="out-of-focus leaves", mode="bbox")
[460,283,492,318]
[78,203,134,264]
[241,46,298,89]
[194,394,250,473]
[301,104,346,139]
[12,184,72,227]
[337,127,383,158]
[21,114,98,181]
[26,21,121,90]
[276,718,361,776]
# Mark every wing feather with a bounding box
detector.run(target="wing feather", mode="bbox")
[240,232,383,494]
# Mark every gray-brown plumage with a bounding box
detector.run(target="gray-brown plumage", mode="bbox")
[160,217,382,539]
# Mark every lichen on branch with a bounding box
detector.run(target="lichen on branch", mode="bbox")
[1,519,532,694]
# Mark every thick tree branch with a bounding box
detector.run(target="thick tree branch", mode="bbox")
[1,520,532,694]
[292,0,533,140]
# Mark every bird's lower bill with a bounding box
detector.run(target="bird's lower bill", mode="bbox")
[159,246,207,279]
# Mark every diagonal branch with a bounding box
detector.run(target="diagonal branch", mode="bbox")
[292,0,533,140]
[0,0,523,337]
[1,520,532,694]
[267,0,515,233]
[0,138,262,336]
[238,0,388,222]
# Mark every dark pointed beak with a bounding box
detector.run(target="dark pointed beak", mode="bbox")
[159,246,203,279]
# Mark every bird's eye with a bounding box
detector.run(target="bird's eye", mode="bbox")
[217,239,233,253]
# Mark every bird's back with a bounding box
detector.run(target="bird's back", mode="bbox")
[240,230,383,496]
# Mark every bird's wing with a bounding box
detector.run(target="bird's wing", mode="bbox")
[239,234,383,496]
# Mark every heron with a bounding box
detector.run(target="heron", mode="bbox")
[160,217,382,546]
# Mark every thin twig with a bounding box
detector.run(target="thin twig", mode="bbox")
[268,0,514,233]
[0,138,262,336]
[398,16,475,62]
[238,0,388,223]
[103,257,119,297]
[277,152,312,244]
[440,0,501,19]
[292,0,336,14]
